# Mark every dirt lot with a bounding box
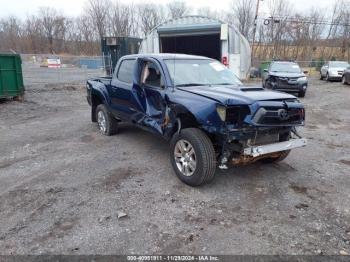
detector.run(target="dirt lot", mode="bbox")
[0,75,350,255]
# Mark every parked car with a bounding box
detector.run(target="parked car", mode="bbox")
[262,61,308,97]
[320,61,350,81]
[86,54,307,186]
[342,65,350,85]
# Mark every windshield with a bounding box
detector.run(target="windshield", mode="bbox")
[270,63,301,73]
[329,61,349,68]
[165,59,242,87]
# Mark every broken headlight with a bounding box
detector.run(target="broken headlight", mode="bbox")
[216,105,226,121]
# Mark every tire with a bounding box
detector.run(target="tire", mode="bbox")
[260,150,291,163]
[342,76,347,85]
[13,95,24,102]
[262,80,266,88]
[95,104,118,136]
[320,74,323,80]
[298,90,306,98]
[325,72,330,81]
[170,128,216,186]
[260,132,291,163]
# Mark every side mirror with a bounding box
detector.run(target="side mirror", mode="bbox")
[303,70,309,74]
[263,69,268,72]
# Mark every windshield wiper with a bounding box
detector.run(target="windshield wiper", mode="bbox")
[175,83,205,87]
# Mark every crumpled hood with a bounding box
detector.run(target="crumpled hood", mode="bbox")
[177,85,297,105]
[269,72,305,78]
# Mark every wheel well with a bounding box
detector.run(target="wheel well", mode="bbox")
[91,94,103,122]
[177,113,199,129]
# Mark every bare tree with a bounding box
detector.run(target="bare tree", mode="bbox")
[38,7,67,53]
[228,0,255,40]
[85,0,110,40]
[337,0,350,60]
[0,16,22,52]
[319,1,343,58]
[167,1,189,19]
[108,1,135,36]
[265,0,293,58]
[137,3,165,36]
[75,15,99,54]
[24,15,44,53]
[196,7,221,20]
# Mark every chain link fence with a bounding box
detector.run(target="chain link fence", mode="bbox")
[20,54,112,87]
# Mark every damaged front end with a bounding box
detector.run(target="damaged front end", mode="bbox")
[210,99,307,169]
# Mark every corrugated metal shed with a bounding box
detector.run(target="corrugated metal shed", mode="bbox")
[157,16,222,35]
[139,15,251,79]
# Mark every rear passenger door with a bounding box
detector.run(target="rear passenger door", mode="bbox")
[109,58,136,120]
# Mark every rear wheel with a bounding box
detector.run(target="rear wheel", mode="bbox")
[170,128,216,186]
[96,104,118,136]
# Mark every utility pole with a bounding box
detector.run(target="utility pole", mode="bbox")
[251,0,262,68]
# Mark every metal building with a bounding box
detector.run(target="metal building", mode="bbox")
[139,16,251,79]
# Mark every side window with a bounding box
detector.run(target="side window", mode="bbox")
[117,59,136,83]
[140,61,164,89]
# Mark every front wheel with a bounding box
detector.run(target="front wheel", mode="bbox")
[170,128,216,186]
[298,90,306,98]
[325,72,330,81]
[342,76,347,85]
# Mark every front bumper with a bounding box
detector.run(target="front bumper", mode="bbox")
[270,78,307,93]
[243,138,307,157]
[328,72,343,79]
[272,83,307,93]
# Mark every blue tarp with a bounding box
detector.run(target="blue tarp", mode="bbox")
[79,59,103,69]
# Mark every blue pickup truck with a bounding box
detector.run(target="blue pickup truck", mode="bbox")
[86,54,307,186]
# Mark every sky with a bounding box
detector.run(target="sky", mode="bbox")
[0,0,337,19]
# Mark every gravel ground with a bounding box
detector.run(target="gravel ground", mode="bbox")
[0,76,350,255]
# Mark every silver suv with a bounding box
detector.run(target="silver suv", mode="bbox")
[320,61,350,81]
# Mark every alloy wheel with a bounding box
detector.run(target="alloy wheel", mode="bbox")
[174,139,197,177]
[97,110,107,133]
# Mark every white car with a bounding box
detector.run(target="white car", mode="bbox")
[320,61,350,81]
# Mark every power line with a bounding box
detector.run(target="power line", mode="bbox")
[259,17,350,27]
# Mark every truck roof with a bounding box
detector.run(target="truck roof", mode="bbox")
[122,53,211,60]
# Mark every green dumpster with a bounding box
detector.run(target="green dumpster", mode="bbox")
[0,54,24,100]
[260,61,271,76]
